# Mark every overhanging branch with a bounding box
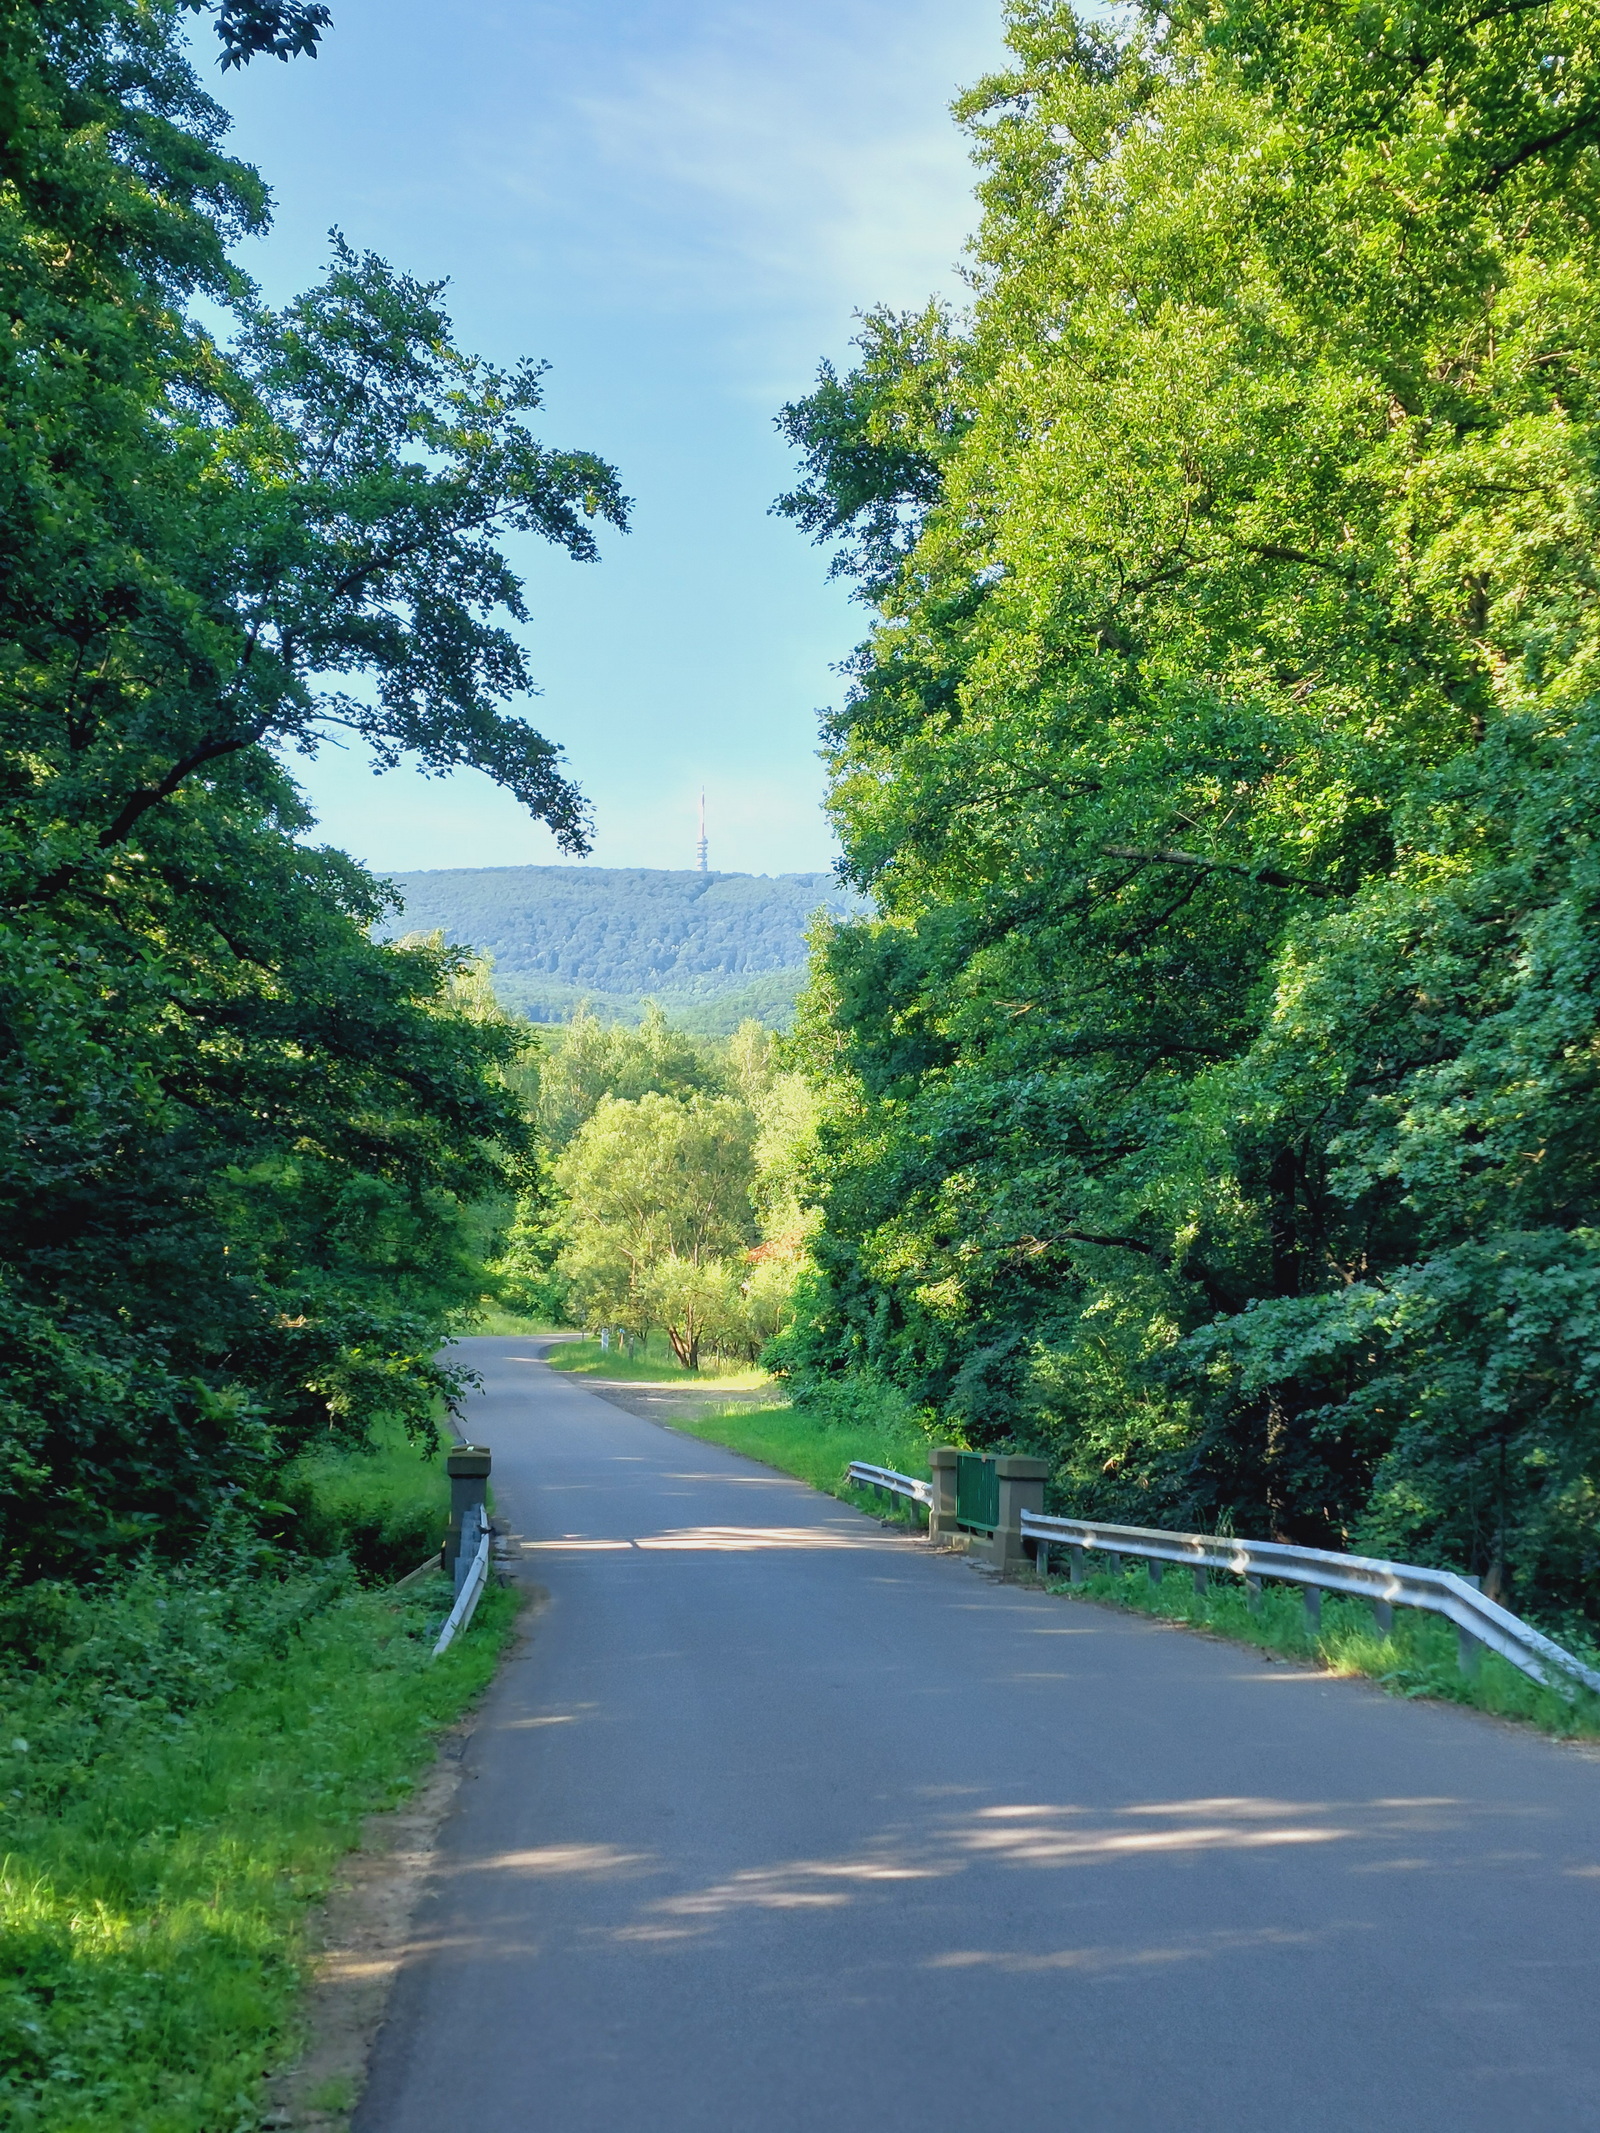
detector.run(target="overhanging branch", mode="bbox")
[1103,846,1344,897]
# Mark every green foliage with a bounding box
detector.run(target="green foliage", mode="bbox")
[541,1021,817,1367]
[0,1540,516,2131]
[277,1418,452,1584]
[777,0,1600,1627]
[534,1003,725,1152]
[484,1004,728,1326]
[0,1,622,1569]
[555,1089,759,1365]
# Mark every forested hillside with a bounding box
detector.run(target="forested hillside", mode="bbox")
[774,0,1600,1635]
[385,865,865,1029]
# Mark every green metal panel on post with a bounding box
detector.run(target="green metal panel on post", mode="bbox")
[955,1453,999,1533]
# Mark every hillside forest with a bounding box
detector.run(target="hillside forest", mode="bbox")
[383,863,867,1031]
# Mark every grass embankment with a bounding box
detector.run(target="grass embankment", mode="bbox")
[0,1427,516,2132]
[546,1329,768,1390]
[279,1417,456,1580]
[670,1379,938,1519]
[1050,1559,1600,1740]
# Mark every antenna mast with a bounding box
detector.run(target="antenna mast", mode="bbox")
[696,788,708,873]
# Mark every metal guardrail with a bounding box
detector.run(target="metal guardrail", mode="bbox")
[433,1503,491,1657]
[1023,1509,1600,1699]
[846,1456,1599,1700]
[848,1461,933,1507]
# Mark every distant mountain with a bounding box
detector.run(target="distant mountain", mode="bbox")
[380,865,869,1030]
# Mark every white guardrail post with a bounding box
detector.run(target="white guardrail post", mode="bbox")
[433,1500,492,1657]
[844,1458,1600,1702]
[433,1442,495,1658]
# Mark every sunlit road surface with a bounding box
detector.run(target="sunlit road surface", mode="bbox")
[356,1337,1600,2133]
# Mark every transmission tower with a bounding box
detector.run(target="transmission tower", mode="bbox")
[696,788,708,873]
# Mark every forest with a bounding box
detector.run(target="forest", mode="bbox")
[383,862,865,1029]
[771,0,1600,1637]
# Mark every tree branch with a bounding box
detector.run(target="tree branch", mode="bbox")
[1103,846,1345,896]
[100,727,267,849]
[1482,108,1600,190]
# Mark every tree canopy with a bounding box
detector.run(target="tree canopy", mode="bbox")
[0,0,624,1568]
[776,0,1600,1629]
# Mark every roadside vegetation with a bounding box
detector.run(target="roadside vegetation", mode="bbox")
[676,1398,931,1517]
[546,1330,769,1388]
[277,1420,457,1584]
[489,1010,816,1371]
[0,1427,514,2131]
[763,0,1600,1644]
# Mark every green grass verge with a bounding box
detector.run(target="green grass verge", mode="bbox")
[463,1307,564,1336]
[0,1540,517,2127]
[671,1395,936,1521]
[278,1418,454,1583]
[1049,1559,1600,1739]
[546,1330,768,1388]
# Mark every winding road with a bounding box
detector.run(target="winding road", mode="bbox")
[355,1335,1600,2132]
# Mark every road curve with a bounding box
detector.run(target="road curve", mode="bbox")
[355,1337,1600,2133]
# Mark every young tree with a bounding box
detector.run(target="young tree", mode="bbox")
[555,1093,758,1363]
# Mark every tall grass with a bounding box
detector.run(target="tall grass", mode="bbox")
[0,1448,517,2129]
[279,1418,453,1582]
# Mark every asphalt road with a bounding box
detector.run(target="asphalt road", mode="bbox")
[355,1337,1600,2133]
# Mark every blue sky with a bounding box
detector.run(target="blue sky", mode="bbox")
[208,0,1009,875]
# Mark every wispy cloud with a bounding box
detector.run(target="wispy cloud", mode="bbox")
[468,0,1007,355]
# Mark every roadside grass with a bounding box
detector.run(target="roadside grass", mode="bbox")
[0,1443,519,2130]
[547,1329,769,1389]
[1048,1559,1600,1740]
[279,1417,454,1583]
[463,1306,565,1337]
[672,1395,936,1518]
